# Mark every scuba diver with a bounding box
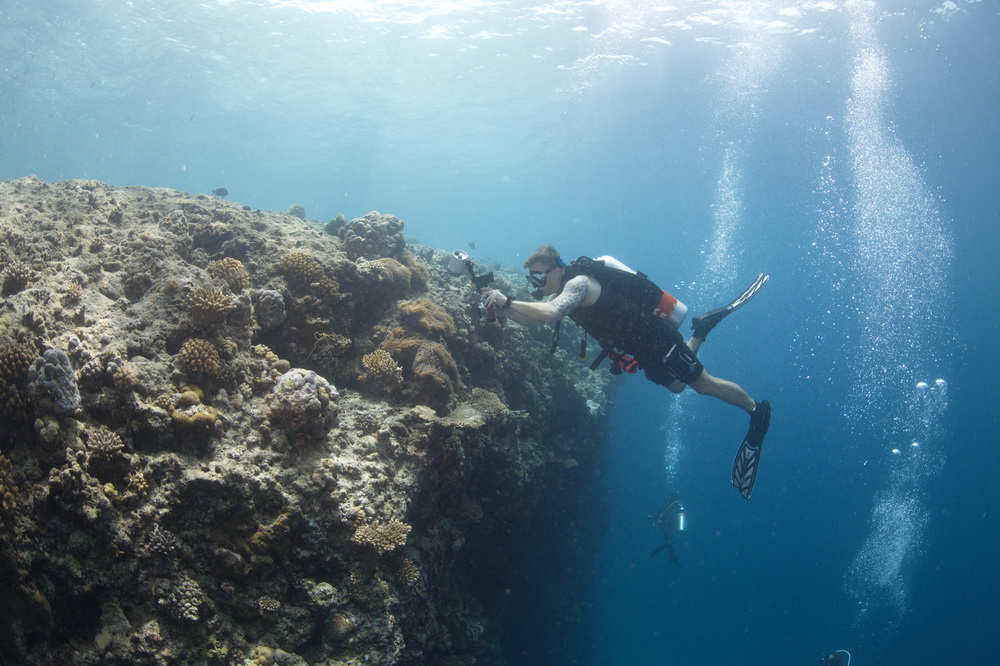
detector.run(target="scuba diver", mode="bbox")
[650,495,685,564]
[819,649,852,665]
[479,245,772,498]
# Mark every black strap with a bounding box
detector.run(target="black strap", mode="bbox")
[589,348,609,371]
[549,319,561,354]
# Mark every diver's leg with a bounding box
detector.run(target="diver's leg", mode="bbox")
[686,336,703,356]
[688,370,756,413]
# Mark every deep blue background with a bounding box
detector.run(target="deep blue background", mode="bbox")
[3,1,999,664]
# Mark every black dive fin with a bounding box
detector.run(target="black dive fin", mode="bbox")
[728,272,770,311]
[692,273,771,340]
[732,400,771,500]
[650,544,669,558]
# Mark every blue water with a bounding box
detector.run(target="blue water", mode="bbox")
[3,1,999,664]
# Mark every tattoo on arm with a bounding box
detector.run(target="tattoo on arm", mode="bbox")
[549,276,588,318]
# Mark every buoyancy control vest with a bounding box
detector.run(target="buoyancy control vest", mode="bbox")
[560,256,687,354]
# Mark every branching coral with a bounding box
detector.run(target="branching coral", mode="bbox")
[351,519,411,554]
[0,453,21,536]
[85,427,128,481]
[177,338,221,377]
[396,557,421,586]
[153,575,202,622]
[396,298,456,338]
[362,349,403,391]
[208,257,250,292]
[279,252,341,305]
[187,286,236,326]
[2,259,33,295]
[0,341,37,421]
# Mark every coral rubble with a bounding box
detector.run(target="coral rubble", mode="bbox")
[0,175,614,665]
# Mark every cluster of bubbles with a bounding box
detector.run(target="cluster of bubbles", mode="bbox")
[661,395,689,485]
[843,0,954,432]
[845,378,948,633]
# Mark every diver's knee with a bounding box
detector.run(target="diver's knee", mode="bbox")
[689,372,715,396]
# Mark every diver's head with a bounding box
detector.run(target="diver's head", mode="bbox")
[524,244,565,296]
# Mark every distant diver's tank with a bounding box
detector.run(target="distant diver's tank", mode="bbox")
[677,505,686,532]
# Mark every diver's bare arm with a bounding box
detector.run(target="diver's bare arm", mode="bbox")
[506,276,588,323]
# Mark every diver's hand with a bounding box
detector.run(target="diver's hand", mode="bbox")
[479,288,508,309]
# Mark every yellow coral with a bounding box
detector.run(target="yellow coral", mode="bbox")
[178,338,221,376]
[362,349,403,391]
[352,519,411,554]
[187,286,236,326]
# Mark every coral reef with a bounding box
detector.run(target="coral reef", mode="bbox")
[25,348,80,416]
[0,175,615,666]
[362,348,403,392]
[338,211,406,260]
[177,337,221,377]
[0,341,37,424]
[187,286,237,326]
[0,454,20,535]
[352,519,412,554]
[207,257,250,292]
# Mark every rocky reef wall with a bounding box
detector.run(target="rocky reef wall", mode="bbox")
[0,176,614,665]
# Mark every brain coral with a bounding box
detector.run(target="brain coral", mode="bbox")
[338,211,406,261]
[253,289,287,331]
[266,368,339,437]
[25,348,81,416]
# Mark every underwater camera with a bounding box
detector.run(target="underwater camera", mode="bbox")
[448,249,496,322]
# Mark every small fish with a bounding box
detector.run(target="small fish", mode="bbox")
[468,241,476,250]
[212,187,229,198]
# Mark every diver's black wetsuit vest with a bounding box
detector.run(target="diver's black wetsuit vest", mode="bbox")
[560,257,670,355]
